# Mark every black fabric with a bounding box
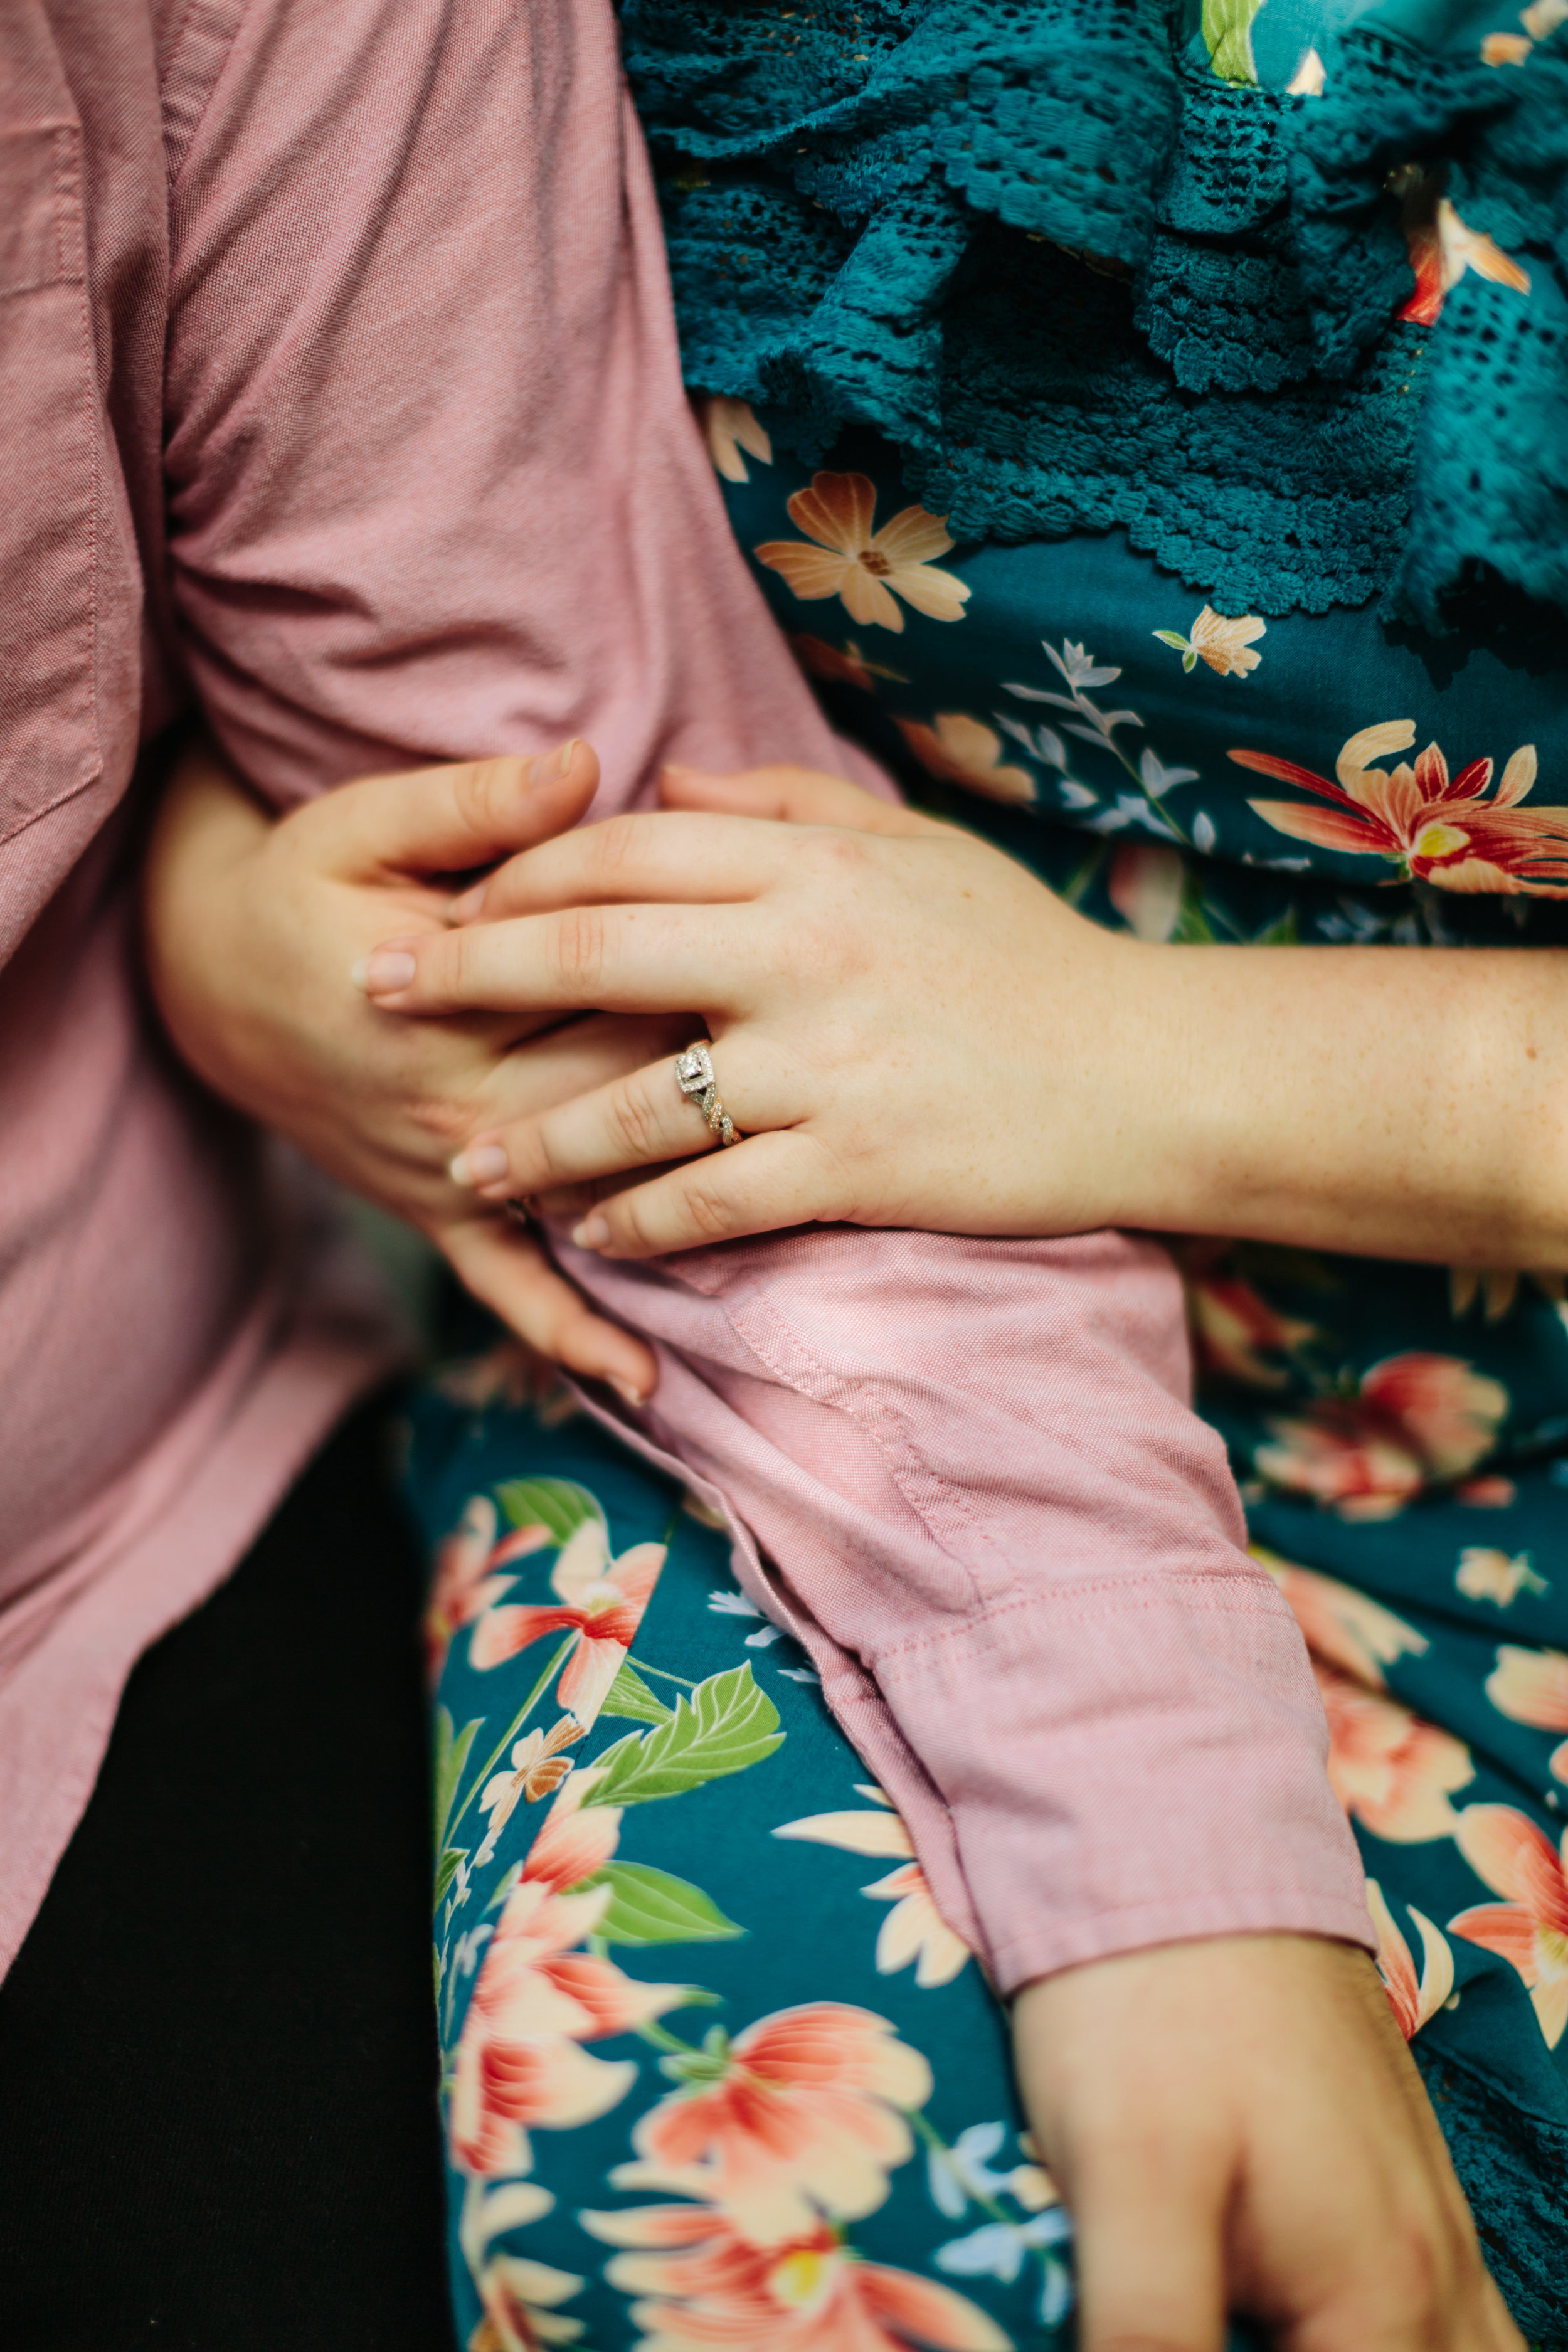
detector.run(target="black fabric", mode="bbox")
[0,1394,457,2352]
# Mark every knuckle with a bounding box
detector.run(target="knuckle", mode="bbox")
[606,1070,669,1162]
[588,812,642,885]
[612,1187,660,1254]
[528,1114,578,1190]
[795,825,873,885]
[452,756,514,839]
[549,906,608,993]
[441,925,478,999]
[677,1170,734,1241]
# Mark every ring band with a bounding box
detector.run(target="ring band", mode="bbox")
[675,1041,741,1148]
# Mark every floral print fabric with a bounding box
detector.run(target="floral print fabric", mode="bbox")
[407,426,1568,2346]
[408,1365,1069,2351]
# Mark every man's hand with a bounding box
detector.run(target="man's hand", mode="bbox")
[1014,1936,1522,2351]
[142,738,671,1398]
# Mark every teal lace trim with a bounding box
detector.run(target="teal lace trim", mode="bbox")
[621,0,1568,622]
[1414,2048,1568,2344]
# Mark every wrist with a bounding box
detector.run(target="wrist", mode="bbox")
[1036,929,1212,1236]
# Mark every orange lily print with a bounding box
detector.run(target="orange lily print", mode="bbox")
[468,1519,665,1731]
[1187,1273,1316,1389]
[423,1495,551,1684]
[450,1779,686,2176]
[1312,1660,1475,1841]
[1253,1351,1509,1518]
[1397,187,1531,328]
[613,2001,933,2245]
[1485,1646,1568,1783]
[581,2203,1009,2352]
[897,712,1036,805]
[1367,1880,1455,2039]
[756,472,970,635]
[1450,1804,1568,2046]
[774,1786,973,1987]
[1232,721,1568,895]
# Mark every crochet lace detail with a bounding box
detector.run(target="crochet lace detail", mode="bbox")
[1414,2047,1568,2344]
[622,0,1568,622]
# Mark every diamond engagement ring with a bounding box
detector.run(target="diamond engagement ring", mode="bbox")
[675,1041,741,1148]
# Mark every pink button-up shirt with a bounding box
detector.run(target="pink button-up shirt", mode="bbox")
[2,0,1368,1984]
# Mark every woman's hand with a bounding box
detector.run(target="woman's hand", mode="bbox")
[1015,1935,1521,2351]
[143,738,672,1396]
[363,757,1568,1272]
[356,762,1158,1256]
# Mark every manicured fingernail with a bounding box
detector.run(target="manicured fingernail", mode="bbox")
[609,1376,647,1410]
[572,1214,610,1250]
[529,739,580,787]
[354,948,417,995]
[448,881,487,923]
[450,1143,509,1188]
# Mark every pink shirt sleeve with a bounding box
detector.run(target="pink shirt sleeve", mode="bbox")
[162,0,869,813]
[157,0,1367,1979]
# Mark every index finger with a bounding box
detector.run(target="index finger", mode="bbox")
[316,742,600,881]
[454,808,798,924]
[660,761,941,837]
[354,901,762,1018]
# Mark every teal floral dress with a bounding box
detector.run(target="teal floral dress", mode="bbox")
[405,1,1568,2344]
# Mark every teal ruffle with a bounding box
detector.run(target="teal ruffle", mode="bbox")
[620,0,1568,621]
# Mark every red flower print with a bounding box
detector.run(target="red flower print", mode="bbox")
[613,2003,933,2246]
[1485,1646,1568,1783]
[424,1497,552,1683]
[1397,187,1531,329]
[1312,1660,1475,1841]
[580,2204,1009,2351]
[1367,1880,1454,2040]
[450,1780,684,2177]
[1232,722,1567,895]
[1187,1274,1316,1389]
[468,1520,665,1731]
[1253,1352,1508,1518]
[1449,1804,1568,2046]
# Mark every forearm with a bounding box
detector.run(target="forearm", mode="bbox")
[1114,938,1568,1268]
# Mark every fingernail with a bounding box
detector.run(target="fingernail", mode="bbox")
[450,1143,509,1187]
[609,1376,647,1411]
[448,881,487,923]
[572,1214,610,1250]
[529,739,580,787]
[356,948,417,995]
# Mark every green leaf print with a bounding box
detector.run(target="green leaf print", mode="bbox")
[495,1476,607,1546]
[433,1843,469,1911]
[582,1663,784,1807]
[585,1860,745,1945]
[1202,0,1263,80]
[433,1706,482,1854]
[599,1658,678,1725]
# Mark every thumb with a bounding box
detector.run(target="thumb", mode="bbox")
[659,760,939,838]
[317,741,601,881]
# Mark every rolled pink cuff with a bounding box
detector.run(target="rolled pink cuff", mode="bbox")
[559,1223,1374,1989]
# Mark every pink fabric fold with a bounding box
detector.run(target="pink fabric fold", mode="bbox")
[555,1227,1373,1988]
